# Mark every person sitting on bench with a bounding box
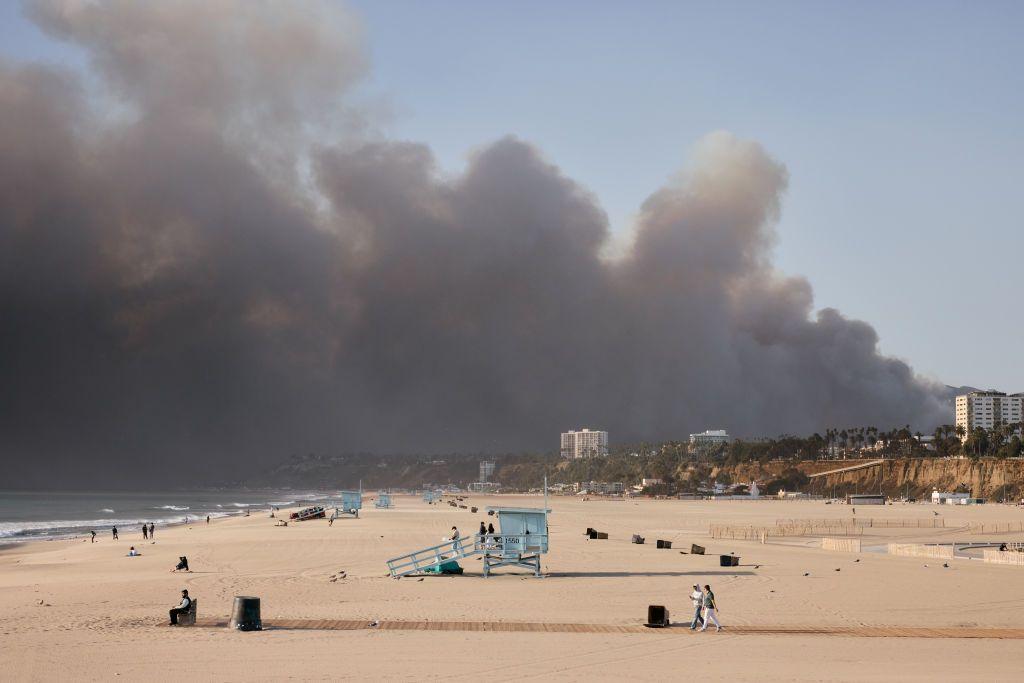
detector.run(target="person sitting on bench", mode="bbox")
[172,556,190,572]
[169,589,192,625]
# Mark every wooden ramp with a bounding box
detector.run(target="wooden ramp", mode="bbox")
[188,618,1024,639]
[808,459,884,479]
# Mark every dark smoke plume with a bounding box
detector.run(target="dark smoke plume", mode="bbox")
[1,1,947,487]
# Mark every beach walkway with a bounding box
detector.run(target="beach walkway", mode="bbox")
[183,618,1024,639]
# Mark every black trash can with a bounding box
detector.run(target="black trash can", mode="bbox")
[719,555,739,567]
[656,540,672,549]
[691,544,705,555]
[230,596,262,631]
[646,605,670,627]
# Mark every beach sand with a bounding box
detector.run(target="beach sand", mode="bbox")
[3,495,1024,681]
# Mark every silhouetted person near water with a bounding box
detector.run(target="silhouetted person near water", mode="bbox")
[112,526,118,540]
[142,523,148,540]
[149,522,155,539]
[90,530,96,543]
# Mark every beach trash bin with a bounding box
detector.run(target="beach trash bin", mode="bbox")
[656,540,672,549]
[588,530,598,539]
[471,507,478,513]
[646,605,670,627]
[230,596,262,631]
[691,544,705,555]
[631,534,645,544]
[719,555,739,567]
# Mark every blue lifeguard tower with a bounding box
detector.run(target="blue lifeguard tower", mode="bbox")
[422,490,442,504]
[332,488,363,519]
[387,498,550,578]
[375,491,393,509]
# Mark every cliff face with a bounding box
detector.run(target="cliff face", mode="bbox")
[715,458,1024,500]
[812,458,1024,500]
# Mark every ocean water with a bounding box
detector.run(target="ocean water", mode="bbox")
[0,490,335,543]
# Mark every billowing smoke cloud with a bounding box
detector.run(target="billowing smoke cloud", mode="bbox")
[1,1,947,487]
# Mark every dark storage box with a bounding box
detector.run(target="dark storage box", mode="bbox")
[647,605,670,627]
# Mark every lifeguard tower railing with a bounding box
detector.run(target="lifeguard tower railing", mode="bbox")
[386,532,548,578]
[375,492,393,508]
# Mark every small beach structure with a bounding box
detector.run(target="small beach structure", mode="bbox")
[846,493,886,506]
[375,491,393,509]
[422,490,442,503]
[290,506,326,521]
[387,505,550,578]
[332,489,363,519]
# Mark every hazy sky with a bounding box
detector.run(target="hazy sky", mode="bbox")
[2,1,1021,391]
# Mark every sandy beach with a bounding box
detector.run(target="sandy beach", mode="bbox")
[3,494,1024,681]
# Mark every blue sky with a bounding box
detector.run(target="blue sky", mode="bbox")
[3,0,1022,391]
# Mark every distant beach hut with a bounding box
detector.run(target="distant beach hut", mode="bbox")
[375,492,393,509]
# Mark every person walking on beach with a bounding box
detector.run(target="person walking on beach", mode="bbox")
[206,515,210,524]
[479,522,487,540]
[90,530,96,543]
[450,526,461,553]
[142,523,148,540]
[112,526,118,540]
[699,584,721,632]
[169,589,192,625]
[689,583,704,630]
[149,522,155,539]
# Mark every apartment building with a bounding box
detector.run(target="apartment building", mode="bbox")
[689,429,730,447]
[955,391,1024,438]
[560,428,609,459]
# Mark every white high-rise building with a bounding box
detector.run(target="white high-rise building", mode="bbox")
[560,428,609,459]
[689,429,730,446]
[955,391,1024,438]
[479,460,495,483]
